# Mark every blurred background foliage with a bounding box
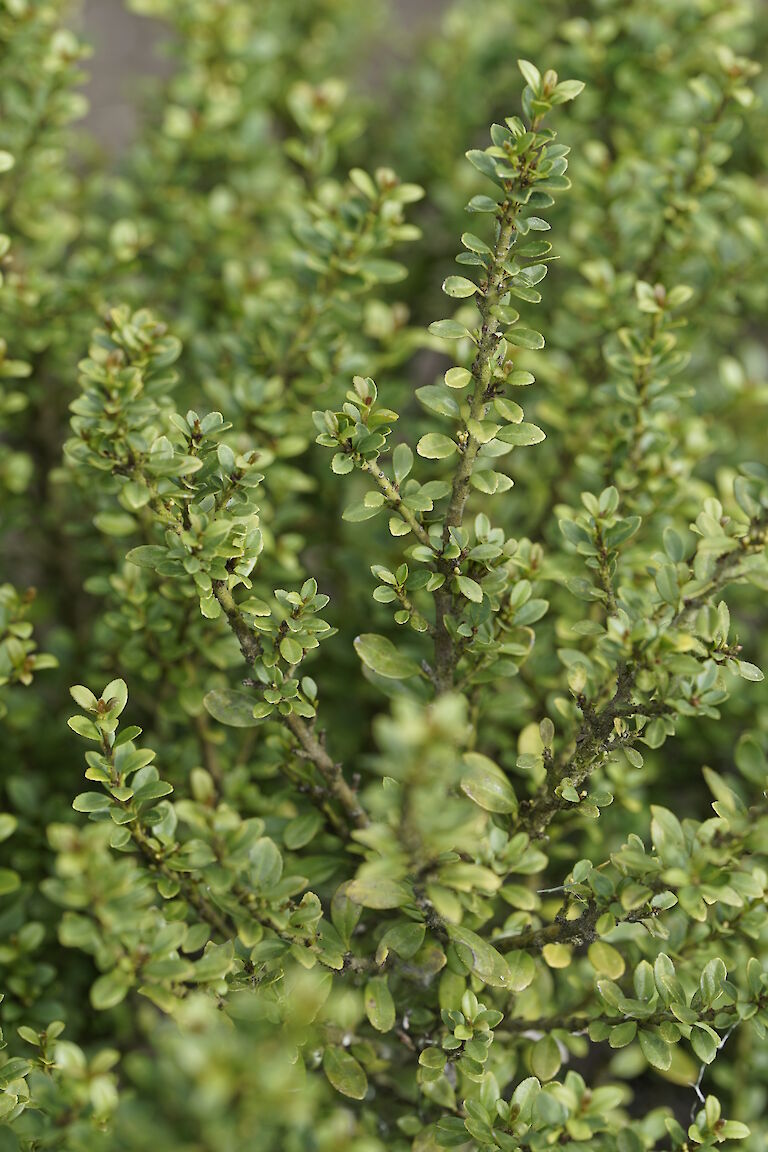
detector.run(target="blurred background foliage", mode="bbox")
[1,0,768,1148]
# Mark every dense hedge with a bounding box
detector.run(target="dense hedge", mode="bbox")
[1,2,767,1149]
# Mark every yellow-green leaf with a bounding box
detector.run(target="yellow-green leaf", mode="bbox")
[347,876,412,910]
[530,1035,561,1081]
[323,1046,368,1100]
[448,925,513,989]
[588,941,625,979]
[365,977,396,1032]
[354,634,421,679]
[461,752,518,815]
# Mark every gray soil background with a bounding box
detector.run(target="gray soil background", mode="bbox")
[79,0,450,152]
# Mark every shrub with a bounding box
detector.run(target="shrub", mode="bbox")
[1,3,768,1150]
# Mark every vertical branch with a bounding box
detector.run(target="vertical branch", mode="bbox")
[432,208,522,692]
[213,581,368,830]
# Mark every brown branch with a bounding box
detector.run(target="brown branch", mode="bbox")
[432,208,521,693]
[212,581,368,830]
[519,514,767,840]
[360,459,434,549]
[501,1000,740,1039]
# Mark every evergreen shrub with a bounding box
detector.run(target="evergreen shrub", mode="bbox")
[1,2,768,1149]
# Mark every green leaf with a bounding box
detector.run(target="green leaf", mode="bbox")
[416,385,460,418]
[133,780,173,803]
[735,734,766,782]
[428,319,471,341]
[461,232,491,254]
[0,814,18,843]
[494,397,524,422]
[734,660,764,682]
[638,1029,672,1071]
[72,792,111,813]
[497,422,546,446]
[690,1025,718,1064]
[365,977,396,1032]
[204,689,264,728]
[347,876,412,909]
[518,59,541,91]
[530,1035,560,1081]
[284,812,323,851]
[68,715,102,741]
[466,195,498,213]
[718,1121,750,1140]
[376,922,426,963]
[343,500,383,522]
[445,367,473,389]
[392,442,413,483]
[609,1021,637,1048]
[461,752,518,814]
[0,869,21,896]
[663,526,685,562]
[70,684,98,710]
[655,565,679,605]
[0,1058,31,1089]
[700,957,726,1005]
[465,149,498,181]
[250,838,283,890]
[542,943,572,969]
[194,941,235,982]
[536,174,571,191]
[508,369,535,386]
[102,679,128,716]
[359,258,407,283]
[417,433,457,459]
[504,950,535,992]
[455,574,483,603]
[506,328,545,350]
[17,1026,41,1047]
[91,970,131,1011]
[588,941,626,979]
[280,637,303,665]
[93,511,136,537]
[447,925,513,988]
[354,633,421,679]
[436,1116,471,1146]
[654,953,683,1003]
[552,79,585,102]
[650,805,688,869]
[443,276,478,298]
[331,452,353,475]
[125,545,167,570]
[323,1046,368,1100]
